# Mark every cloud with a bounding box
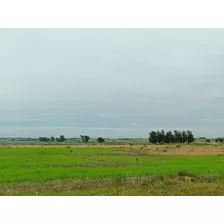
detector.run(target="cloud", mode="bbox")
[215,117,223,122]
[28,118,41,121]
[203,117,223,123]
[1,29,224,137]
[203,118,212,123]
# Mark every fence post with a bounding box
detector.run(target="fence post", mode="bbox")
[136,157,139,180]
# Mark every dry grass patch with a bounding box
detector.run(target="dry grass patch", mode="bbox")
[1,175,224,196]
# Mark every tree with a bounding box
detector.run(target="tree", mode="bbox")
[56,138,60,142]
[80,135,90,143]
[216,137,223,143]
[206,139,211,143]
[160,129,166,143]
[149,129,195,144]
[166,131,174,143]
[177,131,182,143]
[39,137,50,142]
[97,137,105,143]
[174,130,182,143]
[187,130,195,143]
[181,131,188,143]
[50,136,55,142]
[59,135,65,142]
[173,130,178,143]
[156,130,162,143]
[149,131,157,143]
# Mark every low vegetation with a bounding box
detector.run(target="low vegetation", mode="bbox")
[97,137,105,143]
[0,144,223,195]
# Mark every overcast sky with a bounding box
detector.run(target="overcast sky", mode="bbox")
[1,29,224,138]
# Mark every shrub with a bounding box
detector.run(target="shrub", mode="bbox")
[97,137,105,143]
[80,135,90,143]
[176,170,194,177]
[215,138,224,143]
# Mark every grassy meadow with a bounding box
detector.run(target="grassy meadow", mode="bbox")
[0,143,224,195]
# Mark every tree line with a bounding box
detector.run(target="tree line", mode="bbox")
[39,131,195,144]
[149,130,195,144]
[215,137,224,143]
[39,135,105,143]
[39,135,65,142]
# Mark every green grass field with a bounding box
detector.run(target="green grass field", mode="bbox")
[0,147,224,195]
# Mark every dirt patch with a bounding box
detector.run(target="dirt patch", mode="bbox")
[97,152,148,156]
[1,144,224,156]
[128,152,149,156]
[157,151,224,156]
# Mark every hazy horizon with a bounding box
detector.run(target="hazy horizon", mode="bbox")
[1,29,224,138]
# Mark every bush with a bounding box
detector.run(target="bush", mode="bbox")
[97,137,105,143]
[176,170,194,177]
[215,138,224,143]
[80,135,90,143]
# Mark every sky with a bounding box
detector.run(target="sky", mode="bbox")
[0,28,224,138]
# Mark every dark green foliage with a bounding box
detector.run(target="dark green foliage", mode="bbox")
[186,130,194,143]
[148,131,157,143]
[215,138,224,143]
[166,131,174,143]
[149,130,195,144]
[181,131,188,143]
[50,136,55,142]
[39,137,50,142]
[53,136,65,142]
[80,135,90,143]
[206,139,211,143]
[156,130,162,143]
[97,137,105,143]
[219,138,223,143]
[161,129,166,142]
[56,138,60,142]
[59,135,66,142]
[177,170,194,177]
[174,130,182,143]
